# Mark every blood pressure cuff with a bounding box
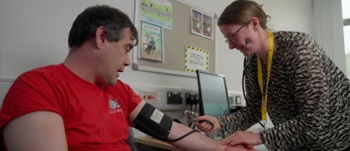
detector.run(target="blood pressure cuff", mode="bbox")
[134,103,173,141]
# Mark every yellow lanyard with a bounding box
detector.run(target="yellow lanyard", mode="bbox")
[257,31,274,122]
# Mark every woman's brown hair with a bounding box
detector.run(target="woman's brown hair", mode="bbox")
[218,0,270,29]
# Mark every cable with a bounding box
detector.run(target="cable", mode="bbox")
[242,44,265,129]
[167,129,200,142]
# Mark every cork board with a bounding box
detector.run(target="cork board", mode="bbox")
[132,0,216,77]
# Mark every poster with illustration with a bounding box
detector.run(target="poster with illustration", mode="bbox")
[140,21,163,62]
[202,13,213,39]
[191,8,203,35]
[139,0,173,30]
[191,8,214,39]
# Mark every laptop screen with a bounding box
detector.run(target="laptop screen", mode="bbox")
[196,70,230,117]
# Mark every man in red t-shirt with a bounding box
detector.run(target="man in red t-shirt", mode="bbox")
[0,5,254,151]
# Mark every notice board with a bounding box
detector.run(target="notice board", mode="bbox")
[132,0,216,77]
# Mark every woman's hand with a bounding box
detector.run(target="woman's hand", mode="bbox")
[221,131,262,146]
[195,115,221,133]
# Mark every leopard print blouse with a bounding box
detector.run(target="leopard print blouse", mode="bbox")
[217,31,350,151]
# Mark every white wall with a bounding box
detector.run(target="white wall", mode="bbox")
[312,0,346,73]
[0,0,318,104]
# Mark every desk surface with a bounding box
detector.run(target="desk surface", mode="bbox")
[134,135,183,151]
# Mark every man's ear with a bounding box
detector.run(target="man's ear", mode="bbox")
[95,26,106,49]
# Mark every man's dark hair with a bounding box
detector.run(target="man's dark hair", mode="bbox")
[68,5,138,49]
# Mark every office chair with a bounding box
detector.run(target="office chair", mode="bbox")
[127,127,137,151]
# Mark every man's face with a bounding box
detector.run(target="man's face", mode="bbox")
[97,28,134,86]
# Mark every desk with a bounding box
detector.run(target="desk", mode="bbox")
[134,135,183,151]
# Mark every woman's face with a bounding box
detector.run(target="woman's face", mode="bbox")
[220,23,254,57]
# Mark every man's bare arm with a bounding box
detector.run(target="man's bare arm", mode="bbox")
[4,111,68,151]
[129,101,255,151]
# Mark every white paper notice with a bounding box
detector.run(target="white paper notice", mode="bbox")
[186,48,208,71]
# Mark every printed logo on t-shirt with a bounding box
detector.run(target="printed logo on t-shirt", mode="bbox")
[109,99,122,114]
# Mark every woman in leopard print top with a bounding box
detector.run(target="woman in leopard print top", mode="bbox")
[196,0,350,150]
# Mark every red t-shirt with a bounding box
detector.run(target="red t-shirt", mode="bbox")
[0,64,142,151]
